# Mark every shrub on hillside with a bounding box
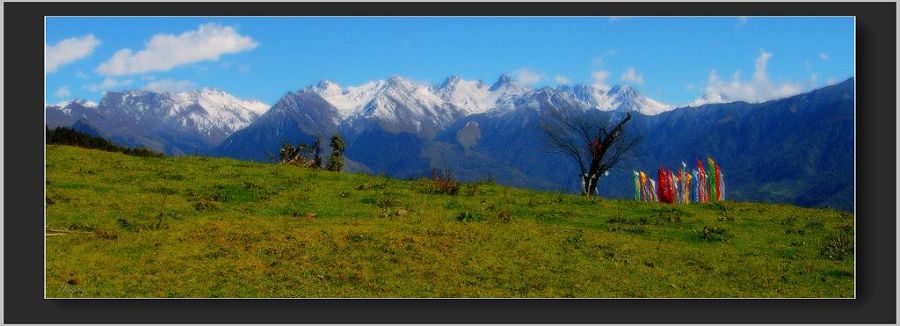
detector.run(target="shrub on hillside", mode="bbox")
[430,168,460,195]
[820,234,853,260]
[279,138,322,168]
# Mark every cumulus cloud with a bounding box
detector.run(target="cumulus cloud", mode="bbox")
[46,34,100,74]
[591,70,611,90]
[55,86,71,99]
[620,67,644,85]
[753,50,772,81]
[554,75,571,85]
[86,78,133,92]
[142,79,196,93]
[690,50,805,106]
[96,23,258,76]
[513,68,544,86]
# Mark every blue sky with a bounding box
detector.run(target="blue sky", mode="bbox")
[45,16,854,106]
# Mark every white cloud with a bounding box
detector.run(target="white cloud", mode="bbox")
[96,23,258,76]
[554,75,571,85]
[819,52,830,61]
[691,50,804,106]
[591,70,611,90]
[86,78,133,92]
[736,16,748,27]
[75,71,91,79]
[46,34,100,74]
[55,86,71,99]
[620,67,644,85]
[142,79,196,93]
[753,50,772,81]
[513,68,544,86]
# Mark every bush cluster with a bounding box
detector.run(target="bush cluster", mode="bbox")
[430,168,460,195]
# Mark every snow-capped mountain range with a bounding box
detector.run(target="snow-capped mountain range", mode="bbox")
[264,74,671,140]
[47,74,670,154]
[46,88,268,154]
[308,74,671,122]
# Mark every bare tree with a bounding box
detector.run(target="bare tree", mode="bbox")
[541,109,639,197]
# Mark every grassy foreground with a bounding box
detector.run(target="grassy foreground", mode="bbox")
[46,145,854,298]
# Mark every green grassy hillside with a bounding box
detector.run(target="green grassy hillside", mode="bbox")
[46,145,854,298]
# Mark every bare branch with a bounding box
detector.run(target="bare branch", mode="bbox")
[540,110,639,196]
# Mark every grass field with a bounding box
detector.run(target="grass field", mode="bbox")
[45,145,854,298]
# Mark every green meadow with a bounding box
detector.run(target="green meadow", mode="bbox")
[46,145,854,298]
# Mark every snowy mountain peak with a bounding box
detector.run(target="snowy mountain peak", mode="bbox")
[271,74,674,140]
[608,85,639,98]
[688,92,734,107]
[315,80,341,91]
[604,85,671,115]
[490,74,515,91]
[440,75,463,89]
[49,88,270,150]
[50,98,98,109]
[387,75,413,87]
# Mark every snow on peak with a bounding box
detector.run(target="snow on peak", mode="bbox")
[303,74,674,121]
[177,87,269,116]
[49,98,97,109]
[291,74,673,136]
[310,79,387,120]
[167,88,269,133]
[440,75,462,88]
[63,88,270,136]
[687,92,734,107]
[490,74,515,91]
[434,76,495,115]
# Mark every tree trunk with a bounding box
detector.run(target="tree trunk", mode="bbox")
[581,173,600,196]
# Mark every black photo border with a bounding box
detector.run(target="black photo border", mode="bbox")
[4,2,895,323]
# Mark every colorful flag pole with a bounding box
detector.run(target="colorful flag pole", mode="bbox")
[676,171,683,204]
[640,171,647,202]
[707,157,717,202]
[669,169,676,204]
[719,172,725,201]
[696,160,706,203]
[632,162,723,205]
[633,170,640,201]
[657,168,667,203]
[691,169,699,203]
[715,163,723,201]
